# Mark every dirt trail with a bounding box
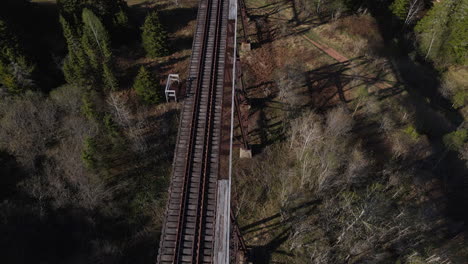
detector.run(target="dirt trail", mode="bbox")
[301,34,349,63]
[299,31,391,90]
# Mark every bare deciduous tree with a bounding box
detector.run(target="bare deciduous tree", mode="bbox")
[107,92,132,126]
[325,105,353,137]
[346,147,371,184]
[288,106,354,192]
[0,92,57,171]
[404,0,423,25]
[107,92,148,152]
[379,113,397,132]
[275,64,306,109]
[362,95,381,116]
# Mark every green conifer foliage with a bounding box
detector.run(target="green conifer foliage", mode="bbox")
[103,113,120,138]
[81,9,112,68]
[114,8,130,30]
[58,0,129,30]
[81,92,99,120]
[102,63,118,90]
[82,136,97,168]
[60,9,118,90]
[415,0,467,65]
[82,9,118,90]
[443,129,468,151]
[60,15,90,85]
[0,19,34,94]
[132,66,161,104]
[142,12,169,58]
[390,0,409,20]
[57,0,82,18]
[446,0,468,64]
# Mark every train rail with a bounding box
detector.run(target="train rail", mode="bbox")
[157,0,229,262]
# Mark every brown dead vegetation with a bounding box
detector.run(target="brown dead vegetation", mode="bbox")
[234,0,467,263]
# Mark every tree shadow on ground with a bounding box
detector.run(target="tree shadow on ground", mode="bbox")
[128,2,171,24]
[157,55,191,72]
[0,189,133,263]
[249,227,292,264]
[0,152,27,200]
[170,36,193,53]
[2,1,66,91]
[386,53,467,224]
[240,199,321,263]
[243,53,408,154]
[159,6,197,34]
[246,0,350,49]
[243,56,404,152]
[365,3,467,223]
[304,57,402,111]
[246,95,287,154]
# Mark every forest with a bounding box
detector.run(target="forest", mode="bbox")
[0,0,466,263]
[0,0,183,262]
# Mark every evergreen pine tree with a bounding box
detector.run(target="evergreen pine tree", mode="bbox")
[389,0,409,20]
[81,136,98,168]
[81,9,112,69]
[0,60,20,93]
[132,66,160,104]
[446,0,468,64]
[142,12,169,58]
[81,91,99,120]
[414,0,467,65]
[102,63,118,90]
[60,9,118,89]
[114,8,130,30]
[0,19,34,94]
[80,8,118,90]
[60,15,90,85]
[57,0,81,16]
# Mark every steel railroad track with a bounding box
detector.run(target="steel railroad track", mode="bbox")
[157,0,228,262]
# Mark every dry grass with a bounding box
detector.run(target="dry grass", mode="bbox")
[335,15,383,45]
[239,0,401,147]
[235,0,467,262]
[314,14,383,58]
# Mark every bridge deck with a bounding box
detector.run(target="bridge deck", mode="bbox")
[157,0,237,262]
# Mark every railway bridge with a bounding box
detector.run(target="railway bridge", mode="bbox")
[157,0,242,262]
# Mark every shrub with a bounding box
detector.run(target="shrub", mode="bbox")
[443,129,468,151]
[50,84,85,113]
[452,90,468,109]
[403,125,419,140]
[352,85,369,115]
[440,67,468,110]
